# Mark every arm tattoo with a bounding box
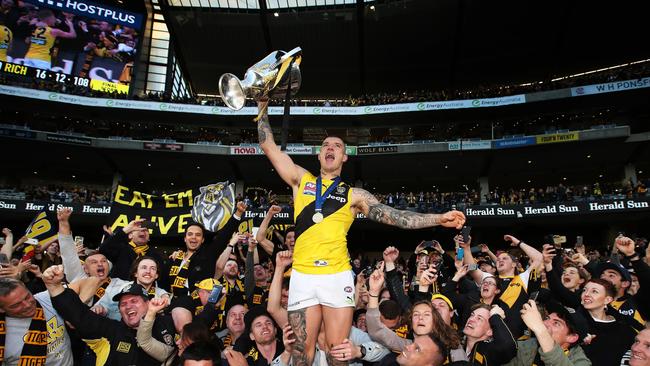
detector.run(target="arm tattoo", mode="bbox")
[257,114,272,144]
[354,188,442,229]
[288,309,310,366]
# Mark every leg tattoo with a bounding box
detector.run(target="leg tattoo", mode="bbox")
[288,309,310,366]
[326,350,348,366]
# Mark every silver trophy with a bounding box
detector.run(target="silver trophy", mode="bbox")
[219,47,302,111]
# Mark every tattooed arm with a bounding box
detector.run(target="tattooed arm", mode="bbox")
[351,188,466,229]
[257,99,306,188]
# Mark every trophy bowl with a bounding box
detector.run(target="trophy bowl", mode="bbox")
[218,47,302,111]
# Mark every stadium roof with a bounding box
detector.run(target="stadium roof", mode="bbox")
[163,0,650,98]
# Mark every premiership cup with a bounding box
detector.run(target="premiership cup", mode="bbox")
[218,47,302,111]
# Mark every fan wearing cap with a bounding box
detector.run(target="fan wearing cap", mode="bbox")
[42,265,176,366]
[604,235,649,329]
[569,235,648,330]
[170,278,229,334]
[503,300,591,366]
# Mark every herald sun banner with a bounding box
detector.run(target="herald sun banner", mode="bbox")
[108,182,235,237]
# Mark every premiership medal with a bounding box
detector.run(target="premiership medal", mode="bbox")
[312,212,324,223]
[313,175,341,225]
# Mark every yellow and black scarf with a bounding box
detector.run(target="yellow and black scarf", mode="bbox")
[93,278,112,304]
[170,251,191,298]
[0,301,48,365]
[129,241,149,257]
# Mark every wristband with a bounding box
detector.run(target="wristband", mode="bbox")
[369,293,379,298]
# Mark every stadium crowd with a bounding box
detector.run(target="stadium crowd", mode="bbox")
[3,178,647,212]
[0,59,648,107]
[0,107,629,146]
[1,199,650,366]
[0,185,112,204]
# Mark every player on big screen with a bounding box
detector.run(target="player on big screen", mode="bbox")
[23,10,76,70]
[256,99,465,366]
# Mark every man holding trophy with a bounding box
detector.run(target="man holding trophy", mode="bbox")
[219,48,466,366]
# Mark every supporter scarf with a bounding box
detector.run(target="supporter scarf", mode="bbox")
[0,301,48,365]
[93,278,111,304]
[170,251,191,298]
[394,324,409,339]
[129,241,149,257]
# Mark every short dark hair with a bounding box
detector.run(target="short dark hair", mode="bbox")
[353,308,366,324]
[181,322,212,345]
[0,278,26,298]
[179,342,218,365]
[38,9,54,20]
[186,222,206,235]
[322,135,347,148]
[379,299,401,320]
[129,255,160,279]
[587,278,616,298]
[428,333,448,366]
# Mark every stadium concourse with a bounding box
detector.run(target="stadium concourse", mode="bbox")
[1,0,650,365]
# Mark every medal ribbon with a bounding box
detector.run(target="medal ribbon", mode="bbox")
[315,176,341,218]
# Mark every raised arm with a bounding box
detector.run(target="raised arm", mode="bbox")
[51,18,76,39]
[57,208,86,282]
[351,188,465,230]
[267,250,292,327]
[505,235,543,267]
[1,228,13,259]
[257,100,306,188]
[215,232,243,279]
[256,205,282,255]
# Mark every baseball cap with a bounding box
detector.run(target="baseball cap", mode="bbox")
[112,283,153,302]
[544,301,589,343]
[598,262,632,282]
[195,278,219,291]
[477,258,495,269]
[431,294,454,311]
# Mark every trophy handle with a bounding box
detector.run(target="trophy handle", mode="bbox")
[271,47,302,69]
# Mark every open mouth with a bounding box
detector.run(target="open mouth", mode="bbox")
[325,153,335,162]
[632,352,645,360]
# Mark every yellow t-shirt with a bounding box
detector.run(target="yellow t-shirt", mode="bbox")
[25,25,55,62]
[292,172,354,274]
[0,25,12,61]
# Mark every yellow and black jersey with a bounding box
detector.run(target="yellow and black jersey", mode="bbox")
[498,267,538,309]
[611,295,646,331]
[498,267,540,339]
[25,25,55,62]
[293,172,355,274]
